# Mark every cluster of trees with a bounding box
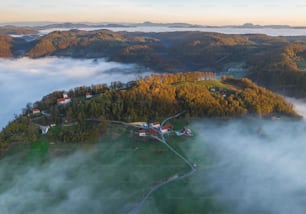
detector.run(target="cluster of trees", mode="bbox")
[248,42,306,97]
[0,116,39,153]
[0,34,13,57]
[223,77,296,115]
[26,30,157,58]
[0,26,38,35]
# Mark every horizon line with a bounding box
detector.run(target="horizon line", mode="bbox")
[1,21,306,28]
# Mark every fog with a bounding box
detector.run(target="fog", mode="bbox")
[0,145,135,214]
[0,57,151,128]
[190,113,306,213]
[39,27,306,36]
[286,97,306,120]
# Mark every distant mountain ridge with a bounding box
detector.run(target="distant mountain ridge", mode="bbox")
[1,22,306,31]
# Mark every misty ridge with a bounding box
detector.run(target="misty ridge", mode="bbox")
[0,57,151,128]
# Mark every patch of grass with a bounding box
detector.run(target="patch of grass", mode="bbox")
[49,125,61,136]
[174,80,235,92]
[197,80,230,89]
[170,118,190,130]
[28,136,49,159]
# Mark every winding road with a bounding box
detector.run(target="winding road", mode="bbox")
[129,111,197,214]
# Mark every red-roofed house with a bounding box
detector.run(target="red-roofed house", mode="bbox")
[32,109,41,115]
[86,92,93,99]
[160,124,173,133]
[57,93,71,105]
[149,122,160,129]
[138,129,146,137]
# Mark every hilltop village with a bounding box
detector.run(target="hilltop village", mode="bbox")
[135,121,193,138]
[31,91,193,141]
[0,72,298,151]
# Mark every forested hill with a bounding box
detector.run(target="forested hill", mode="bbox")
[23,30,298,73]
[2,30,306,96]
[18,30,306,74]
[0,35,13,57]
[0,72,298,152]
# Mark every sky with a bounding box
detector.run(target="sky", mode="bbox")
[0,0,306,26]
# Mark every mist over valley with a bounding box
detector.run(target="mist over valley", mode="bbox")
[0,57,150,128]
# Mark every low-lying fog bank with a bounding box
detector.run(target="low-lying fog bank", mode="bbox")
[38,26,306,37]
[0,147,135,214]
[286,97,306,120]
[0,57,151,128]
[190,117,306,214]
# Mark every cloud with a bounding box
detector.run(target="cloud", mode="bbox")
[0,148,133,214]
[190,118,306,214]
[38,27,306,37]
[0,57,151,128]
[286,97,306,120]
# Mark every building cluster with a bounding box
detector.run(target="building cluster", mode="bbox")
[56,92,94,105]
[137,121,174,137]
[209,87,228,97]
[136,121,193,138]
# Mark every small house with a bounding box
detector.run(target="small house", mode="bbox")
[57,97,71,105]
[160,124,173,134]
[57,93,71,105]
[138,129,146,137]
[32,109,41,115]
[40,125,50,134]
[149,122,160,129]
[86,92,93,99]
